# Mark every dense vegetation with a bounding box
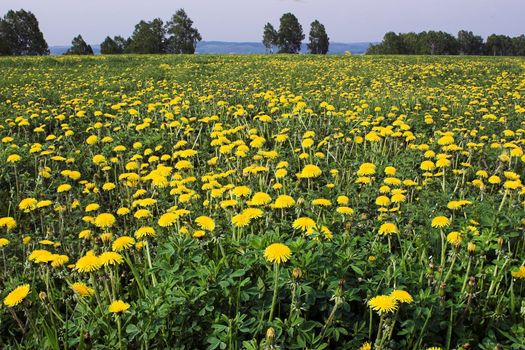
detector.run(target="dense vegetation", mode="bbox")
[0,55,524,349]
[367,31,525,56]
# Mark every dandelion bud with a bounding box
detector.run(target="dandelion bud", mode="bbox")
[265,327,275,344]
[344,222,352,231]
[292,267,303,280]
[467,276,476,294]
[497,237,504,250]
[39,291,47,301]
[468,242,476,254]
[296,197,304,206]
[438,282,446,297]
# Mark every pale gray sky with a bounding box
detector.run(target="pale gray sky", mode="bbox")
[0,0,523,45]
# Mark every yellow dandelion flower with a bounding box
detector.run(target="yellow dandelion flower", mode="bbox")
[511,266,525,279]
[336,206,354,215]
[108,300,130,313]
[389,290,413,303]
[158,212,178,227]
[57,184,72,193]
[446,231,462,246]
[95,213,116,229]
[292,217,316,232]
[3,284,30,307]
[368,295,398,314]
[99,251,124,266]
[297,164,322,179]
[264,243,292,264]
[71,282,94,297]
[19,198,38,212]
[195,216,215,231]
[431,216,450,228]
[75,252,102,273]
[232,213,250,227]
[112,236,135,252]
[378,222,398,235]
[272,195,295,209]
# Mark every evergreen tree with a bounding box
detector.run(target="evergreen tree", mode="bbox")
[307,20,329,54]
[100,36,127,54]
[126,19,167,54]
[277,13,304,54]
[262,23,278,53]
[65,35,93,55]
[165,9,201,54]
[0,9,49,56]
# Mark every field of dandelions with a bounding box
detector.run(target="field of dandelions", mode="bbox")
[0,55,524,349]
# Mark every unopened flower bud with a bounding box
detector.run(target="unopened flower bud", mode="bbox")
[266,327,275,344]
[292,267,303,280]
[497,237,504,250]
[438,282,446,297]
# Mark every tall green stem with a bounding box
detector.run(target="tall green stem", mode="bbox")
[268,263,280,322]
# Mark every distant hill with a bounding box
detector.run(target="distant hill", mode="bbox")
[50,41,374,55]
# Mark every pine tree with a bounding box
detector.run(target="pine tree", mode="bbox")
[101,36,127,54]
[0,9,49,56]
[277,13,304,54]
[165,9,202,54]
[65,35,94,55]
[262,23,278,53]
[126,19,167,54]
[307,20,329,54]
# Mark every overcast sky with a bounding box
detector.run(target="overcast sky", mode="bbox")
[0,0,523,45]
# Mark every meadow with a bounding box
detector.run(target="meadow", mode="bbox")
[0,54,524,349]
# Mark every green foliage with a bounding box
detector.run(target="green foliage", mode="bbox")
[262,23,278,54]
[457,30,484,55]
[65,35,94,55]
[368,30,525,56]
[165,9,202,54]
[126,18,167,54]
[0,9,49,56]
[100,36,127,55]
[277,13,304,54]
[307,20,329,55]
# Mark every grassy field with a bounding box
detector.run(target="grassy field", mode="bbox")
[0,54,524,349]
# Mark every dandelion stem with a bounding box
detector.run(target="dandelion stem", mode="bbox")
[268,263,280,322]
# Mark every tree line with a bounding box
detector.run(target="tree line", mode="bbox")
[367,30,525,56]
[0,8,201,56]
[1,8,524,57]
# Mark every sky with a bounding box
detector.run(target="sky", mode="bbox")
[0,0,524,46]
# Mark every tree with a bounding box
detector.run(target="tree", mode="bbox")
[417,31,459,55]
[165,9,201,54]
[457,30,484,55]
[65,35,93,55]
[126,18,167,54]
[100,36,127,54]
[307,20,329,54]
[277,13,304,54]
[486,34,513,56]
[368,32,406,54]
[0,9,48,56]
[512,35,525,56]
[262,22,278,53]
